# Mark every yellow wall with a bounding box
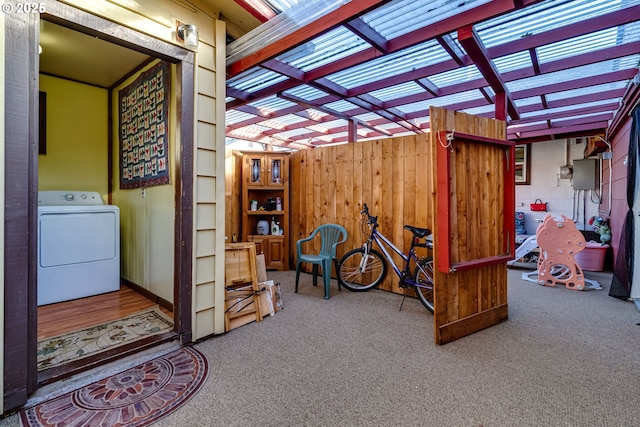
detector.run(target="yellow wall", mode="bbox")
[38,75,109,196]
[58,0,227,338]
[112,60,176,304]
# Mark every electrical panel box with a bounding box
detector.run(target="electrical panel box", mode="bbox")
[573,159,597,190]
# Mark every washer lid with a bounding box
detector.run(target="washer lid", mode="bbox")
[38,191,105,206]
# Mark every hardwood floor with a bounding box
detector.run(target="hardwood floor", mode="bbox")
[38,286,173,340]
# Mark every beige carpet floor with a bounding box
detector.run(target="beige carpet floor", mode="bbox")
[2,268,639,426]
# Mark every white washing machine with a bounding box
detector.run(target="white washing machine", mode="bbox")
[38,191,120,306]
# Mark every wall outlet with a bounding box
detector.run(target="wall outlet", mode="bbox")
[141,188,146,198]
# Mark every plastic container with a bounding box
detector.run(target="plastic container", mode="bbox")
[575,242,608,271]
[257,220,269,235]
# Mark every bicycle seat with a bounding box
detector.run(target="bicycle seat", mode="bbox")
[403,225,431,238]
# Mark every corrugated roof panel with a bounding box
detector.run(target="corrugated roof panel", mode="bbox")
[493,51,532,73]
[226,110,257,125]
[227,68,288,93]
[229,125,271,139]
[264,0,301,13]
[278,127,320,138]
[260,114,310,127]
[278,27,370,72]
[477,0,640,48]
[369,81,425,102]
[319,119,349,129]
[428,64,482,88]
[545,81,628,102]
[353,112,385,122]
[538,24,640,63]
[284,85,330,101]
[508,121,547,131]
[462,104,496,116]
[362,0,491,40]
[326,40,448,89]
[507,57,639,92]
[303,108,330,120]
[395,90,483,114]
[552,111,612,123]
[324,99,360,113]
[520,99,622,119]
[248,95,297,113]
[515,97,543,107]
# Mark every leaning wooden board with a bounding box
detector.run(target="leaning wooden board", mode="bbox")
[224,243,262,331]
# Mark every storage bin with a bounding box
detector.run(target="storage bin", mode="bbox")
[575,242,608,272]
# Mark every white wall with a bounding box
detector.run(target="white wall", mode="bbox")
[515,139,603,235]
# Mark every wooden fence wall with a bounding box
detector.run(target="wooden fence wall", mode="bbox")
[226,106,511,345]
[289,133,433,293]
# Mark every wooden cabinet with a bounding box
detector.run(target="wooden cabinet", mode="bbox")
[241,152,289,270]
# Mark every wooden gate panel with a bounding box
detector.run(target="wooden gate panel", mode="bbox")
[430,107,513,344]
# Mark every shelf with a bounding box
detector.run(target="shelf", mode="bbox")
[247,210,285,215]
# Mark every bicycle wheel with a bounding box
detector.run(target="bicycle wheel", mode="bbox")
[337,248,387,291]
[414,257,434,313]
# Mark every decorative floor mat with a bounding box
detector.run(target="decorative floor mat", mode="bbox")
[21,346,208,427]
[37,306,174,371]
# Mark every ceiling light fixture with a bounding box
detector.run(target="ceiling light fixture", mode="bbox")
[176,23,199,49]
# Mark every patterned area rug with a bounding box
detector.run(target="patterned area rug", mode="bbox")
[37,307,173,371]
[21,346,208,427]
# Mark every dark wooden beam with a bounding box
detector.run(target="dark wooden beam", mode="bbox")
[262,58,306,81]
[436,34,466,66]
[511,102,619,125]
[529,48,541,75]
[344,17,389,53]
[458,24,519,120]
[415,78,440,97]
[510,121,610,139]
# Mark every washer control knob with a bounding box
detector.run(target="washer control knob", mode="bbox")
[64,193,75,201]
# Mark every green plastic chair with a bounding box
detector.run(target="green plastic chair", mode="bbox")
[295,223,348,299]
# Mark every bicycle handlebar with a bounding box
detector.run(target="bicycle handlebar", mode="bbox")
[360,203,378,228]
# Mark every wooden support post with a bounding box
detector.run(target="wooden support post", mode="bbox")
[495,92,507,122]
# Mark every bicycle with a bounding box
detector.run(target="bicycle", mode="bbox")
[336,203,435,312]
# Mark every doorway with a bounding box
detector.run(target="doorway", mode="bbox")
[4,5,195,413]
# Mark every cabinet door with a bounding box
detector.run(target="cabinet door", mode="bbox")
[247,156,265,186]
[266,238,285,269]
[251,237,265,257]
[266,155,286,188]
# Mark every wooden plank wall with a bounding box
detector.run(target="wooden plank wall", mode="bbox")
[429,107,509,345]
[290,134,433,293]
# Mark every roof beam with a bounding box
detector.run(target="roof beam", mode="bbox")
[509,121,609,140]
[227,0,393,77]
[458,25,519,120]
[511,102,620,125]
[278,92,393,136]
[436,34,466,66]
[512,69,636,99]
[344,18,389,53]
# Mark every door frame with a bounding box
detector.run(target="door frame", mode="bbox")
[4,3,195,412]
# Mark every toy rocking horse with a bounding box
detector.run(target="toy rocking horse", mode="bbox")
[536,214,586,291]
